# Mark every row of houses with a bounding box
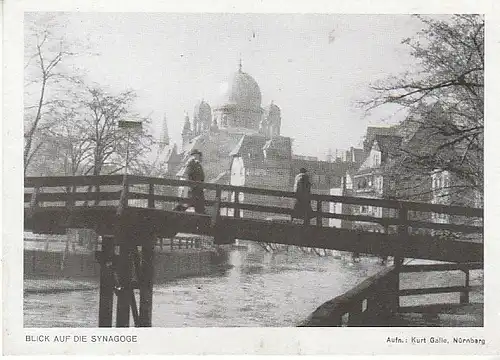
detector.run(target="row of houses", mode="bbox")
[329,107,483,234]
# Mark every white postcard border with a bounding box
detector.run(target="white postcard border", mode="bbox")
[3,0,500,355]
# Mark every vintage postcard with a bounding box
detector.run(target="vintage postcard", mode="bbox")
[3,0,500,356]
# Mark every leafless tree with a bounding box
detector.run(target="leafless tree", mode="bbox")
[24,15,87,176]
[76,86,153,177]
[361,15,484,196]
[40,106,93,176]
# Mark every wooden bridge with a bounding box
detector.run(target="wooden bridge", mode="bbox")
[24,175,483,327]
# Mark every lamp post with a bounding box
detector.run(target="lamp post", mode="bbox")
[117,120,143,215]
[118,120,143,176]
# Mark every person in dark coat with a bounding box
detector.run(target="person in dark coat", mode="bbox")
[175,149,206,214]
[292,168,312,224]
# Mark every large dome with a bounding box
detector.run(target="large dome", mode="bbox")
[193,100,212,121]
[218,64,262,110]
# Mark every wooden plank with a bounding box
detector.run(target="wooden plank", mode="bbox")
[313,193,483,217]
[314,211,394,226]
[130,192,217,208]
[400,262,483,273]
[400,232,483,263]
[306,211,482,233]
[131,193,182,202]
[398,285,480,296]
[25,175,124,187]
[25,191,121,204]
[220,201,291,216]
[398,303,474,314]
[24,206,120,235]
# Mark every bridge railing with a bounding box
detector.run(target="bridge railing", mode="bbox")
[398,261,483,310]
[299,261,483,327]
[24,175,483,241]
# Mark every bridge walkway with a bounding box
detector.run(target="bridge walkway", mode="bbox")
[24,175,483,327]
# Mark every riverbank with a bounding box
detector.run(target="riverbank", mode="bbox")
[24,278,99,294]
[24,247,230,283]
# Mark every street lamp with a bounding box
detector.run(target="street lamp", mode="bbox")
[117,120,143,215]
[118,120,143,176]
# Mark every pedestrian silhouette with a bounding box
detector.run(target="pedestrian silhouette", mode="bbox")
[174,149,206,214]
[292,168,312,224]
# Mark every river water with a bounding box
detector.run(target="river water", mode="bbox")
[23,244,391,327]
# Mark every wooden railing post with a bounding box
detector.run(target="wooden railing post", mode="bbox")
[28,185,40,217]
[347,302,363,326]
[98,235,115,327]
[148,183,155,209]
[115,239,133,327]
[389,205,408,316]
[139,236,154,327]
[395,205,408,269]
[117,175,129,216]
[65,184,76,209]
[211,188,221,227]
[316,200,322,227]
[64,184,77,229]
[94,184,102,206]
[460,268,470,304]
[234,191,241,219]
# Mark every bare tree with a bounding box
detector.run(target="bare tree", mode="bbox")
[362,15,484,195]
[77,86,153,177]
[42,106,93,176]
[24,15,88,176]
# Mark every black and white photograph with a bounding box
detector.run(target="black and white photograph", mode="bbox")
[3,0,499,355]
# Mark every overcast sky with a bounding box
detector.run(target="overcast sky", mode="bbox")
[26,13,427,159]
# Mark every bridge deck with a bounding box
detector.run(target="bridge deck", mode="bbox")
[25,205,482,263]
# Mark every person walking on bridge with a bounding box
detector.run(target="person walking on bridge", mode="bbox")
[292,167,312,224]
[175,149,206,214]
